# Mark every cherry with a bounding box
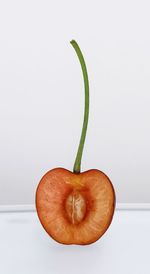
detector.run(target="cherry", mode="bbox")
[36,40,115,245]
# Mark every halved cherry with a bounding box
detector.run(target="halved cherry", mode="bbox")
[36,40,116,245]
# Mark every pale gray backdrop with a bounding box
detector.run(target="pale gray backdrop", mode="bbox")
[0,0,150,205]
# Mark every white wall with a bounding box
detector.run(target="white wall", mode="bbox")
[0,0,150,205]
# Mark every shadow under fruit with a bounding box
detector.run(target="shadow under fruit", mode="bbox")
[35,40,116,245]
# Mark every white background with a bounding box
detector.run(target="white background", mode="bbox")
[0,0,150,205]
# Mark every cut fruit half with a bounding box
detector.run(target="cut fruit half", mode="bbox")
[36,168,115,245]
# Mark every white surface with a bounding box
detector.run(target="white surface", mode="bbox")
[1,0,150,205]
[0,210,150,274]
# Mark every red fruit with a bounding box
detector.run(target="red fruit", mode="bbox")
[35,40,116,245]
[36,168,115,245]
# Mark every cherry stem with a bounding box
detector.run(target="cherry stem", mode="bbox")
[70,40,89,174]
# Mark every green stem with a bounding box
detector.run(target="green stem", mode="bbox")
[70,40,89,174]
